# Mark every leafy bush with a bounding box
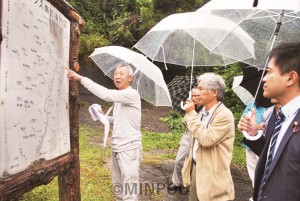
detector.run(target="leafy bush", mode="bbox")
[160,110,185,134]
[79,34,110,57]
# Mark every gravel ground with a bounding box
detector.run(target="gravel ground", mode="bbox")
[79,94,253,201]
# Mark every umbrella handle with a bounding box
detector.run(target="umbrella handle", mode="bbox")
[180,101,185,110]
[180,92,192,110]
[243,130,263,141]
[242,111,264,141]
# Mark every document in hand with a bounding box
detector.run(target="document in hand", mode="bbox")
[88,104,110,147]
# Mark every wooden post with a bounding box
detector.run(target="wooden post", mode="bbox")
[58,22,81,201]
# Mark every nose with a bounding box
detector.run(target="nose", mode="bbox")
[262,74,267,83]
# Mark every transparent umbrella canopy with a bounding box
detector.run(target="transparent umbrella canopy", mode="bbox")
[89,46,172,107]
[198,0,300,69]
[202,0,300,140]
[133,11,255,68]
[133,11,255,106]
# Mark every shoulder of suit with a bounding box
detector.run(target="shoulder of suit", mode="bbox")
[215,104,234,117]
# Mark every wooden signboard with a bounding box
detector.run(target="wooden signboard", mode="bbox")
[0,0,84,200]
[0,0,71,178]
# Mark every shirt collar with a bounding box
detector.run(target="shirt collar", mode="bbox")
[281,95,300,119]
[202,101,221,116]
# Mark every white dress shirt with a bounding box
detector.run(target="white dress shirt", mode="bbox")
[270,95,300,158]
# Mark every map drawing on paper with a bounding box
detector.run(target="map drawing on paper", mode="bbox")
[0,0,71,178]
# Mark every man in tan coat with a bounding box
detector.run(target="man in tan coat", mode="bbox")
[182,72,235,201]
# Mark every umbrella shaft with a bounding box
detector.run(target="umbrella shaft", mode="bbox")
[274,10,284,36]
[253,10,285,105]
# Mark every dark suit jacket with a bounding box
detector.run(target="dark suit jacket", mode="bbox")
[243,110,300,201]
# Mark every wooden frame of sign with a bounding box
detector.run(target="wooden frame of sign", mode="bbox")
[0,0,85,200]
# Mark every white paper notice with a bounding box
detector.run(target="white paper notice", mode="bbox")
[88,104,110,147]
[0,0,71,178]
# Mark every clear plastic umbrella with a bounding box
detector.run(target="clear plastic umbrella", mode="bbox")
[89,46,172,107]
[133,11,255,109]
[133,11,255,68]
[199,0,300,140]
[197,0,300,69]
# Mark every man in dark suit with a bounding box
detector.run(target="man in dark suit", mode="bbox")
[238,42,300,201]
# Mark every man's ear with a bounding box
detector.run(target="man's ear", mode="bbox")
[211,89,218,97]
[287,71,299,86]
[129,75,133,82]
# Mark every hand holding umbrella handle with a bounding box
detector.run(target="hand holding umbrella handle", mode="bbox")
[181,101,185,110]
[180,92,192,110]
[242,111,263,141]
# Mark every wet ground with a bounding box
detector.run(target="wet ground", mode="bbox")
[79,94,253,201]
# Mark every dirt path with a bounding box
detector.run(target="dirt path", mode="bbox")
[79,94,253,201]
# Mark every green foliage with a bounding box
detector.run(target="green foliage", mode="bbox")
[79,34,111,56]
[135,1,156,39]
[107,12,137,46]
[19,178,59,201]
[160,110,185,134]
[232,129,246,167]
[153,0,208,19]
[67,0,210,58]
[67,0,155,74]
[68,0,141,44]
[67,1,106,34]
[78,125,112,201]
[142,131,182,151]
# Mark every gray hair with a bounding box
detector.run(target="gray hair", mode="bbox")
[197,72,226,101]
[116,63,134,76]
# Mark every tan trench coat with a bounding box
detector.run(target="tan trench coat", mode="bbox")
[182,104,235,201]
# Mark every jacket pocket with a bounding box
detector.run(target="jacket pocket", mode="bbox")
[209,170,233,199]
[181,157,192,187]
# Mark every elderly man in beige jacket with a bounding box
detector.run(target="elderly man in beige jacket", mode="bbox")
[182,72,235,201]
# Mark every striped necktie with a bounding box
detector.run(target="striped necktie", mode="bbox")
[258,108,285,201]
